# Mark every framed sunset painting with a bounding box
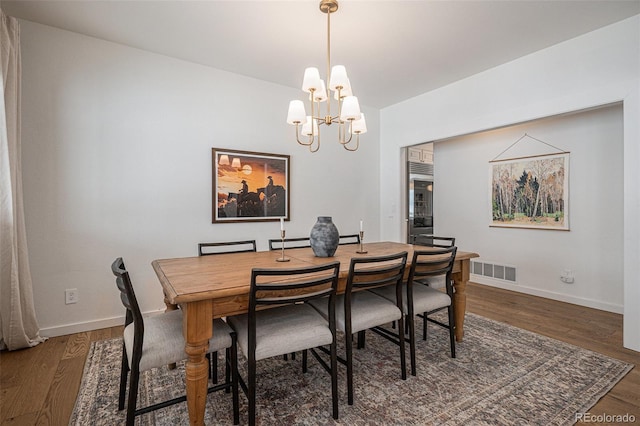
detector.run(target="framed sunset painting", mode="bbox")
[212,148,290,223]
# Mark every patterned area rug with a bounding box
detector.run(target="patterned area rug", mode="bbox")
[70,313,633,425]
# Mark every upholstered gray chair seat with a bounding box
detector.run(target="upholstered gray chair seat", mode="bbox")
[372,282,451,315]
[123,310,233,372]
[227,304,333,361]
[310,291,402,334]
[415,275,446,289]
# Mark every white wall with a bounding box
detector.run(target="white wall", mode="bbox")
[436,105,623,312]
[380,16,640,350]
[19,21,381,336]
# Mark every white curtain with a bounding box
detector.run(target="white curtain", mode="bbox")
[0,11,45,350]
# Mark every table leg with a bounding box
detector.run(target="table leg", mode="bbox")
[183,300,212,426]
[164,291,179,370]
[452,259,470,342]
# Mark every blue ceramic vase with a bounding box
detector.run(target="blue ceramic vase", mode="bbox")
[310,216,339,257]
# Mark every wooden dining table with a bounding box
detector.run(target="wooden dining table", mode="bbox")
[152,241,478,425]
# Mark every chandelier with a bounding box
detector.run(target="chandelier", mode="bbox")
[286,0,367,153]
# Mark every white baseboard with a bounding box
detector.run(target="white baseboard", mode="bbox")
[470,275,624,314]
[39,309,166,338]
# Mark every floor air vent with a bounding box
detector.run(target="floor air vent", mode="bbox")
[472,261,516,282]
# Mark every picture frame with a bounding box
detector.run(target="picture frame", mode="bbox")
[212,148,290,223]
[490,152,569,230]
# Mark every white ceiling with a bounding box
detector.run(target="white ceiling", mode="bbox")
[2,0,639,108]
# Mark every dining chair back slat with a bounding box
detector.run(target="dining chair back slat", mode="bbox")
[413,235,455,248]
[268,237,311,250]
[409,247,458,281]
[198,240,257,256]
[338,234,361,245]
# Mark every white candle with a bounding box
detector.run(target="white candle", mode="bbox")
[280,217,284,231]
[360,220,363,232]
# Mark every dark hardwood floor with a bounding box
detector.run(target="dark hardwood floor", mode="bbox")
[1,282,638,424]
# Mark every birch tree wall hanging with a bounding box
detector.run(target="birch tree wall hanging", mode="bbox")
[490,134,570,230]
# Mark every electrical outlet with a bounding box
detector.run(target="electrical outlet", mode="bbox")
[560,270,574,284]
[65,288,79,304]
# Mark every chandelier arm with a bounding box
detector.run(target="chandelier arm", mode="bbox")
[342,133,359,152]
[341,118,348,143]
[295,123,315,147]
[296,135,315,147]
[310,89,316,138]
[337,89,343,125]
[309,123,321,152]
[338,119,354,145]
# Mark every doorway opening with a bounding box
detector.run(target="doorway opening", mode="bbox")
[406,143,434,245]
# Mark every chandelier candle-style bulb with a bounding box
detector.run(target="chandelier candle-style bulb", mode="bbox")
[310,80,328,103]
[351,113,367,134]
[334,78,352,100]
[301,116,319,136]
[340,96,361,121]
[287,100,307,124]
[302,67,322,93]
[329,65,349,91]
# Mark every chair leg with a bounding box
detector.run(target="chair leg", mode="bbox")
[248,354,256,426]
[397,317,407,381]
[210,352,218,384]
[407,314,416,376]
[330,339,339,420]
[125,365,140,426]
[225,348,230,393]
[423,313,427,341]
[346,331,354,405]
[230,338,240,425]
[448,305,457,358]
[302,349,308,373]
[357,330,366,349]
[118,345,129,410]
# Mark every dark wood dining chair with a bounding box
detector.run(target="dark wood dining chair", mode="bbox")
[268,237,311,250]
[338,234,361,245]
[197,239,257,382]
[310,251,408,405]
[227,262,340,426]
[372,246,458,375]
[198,240,257,256]
[111,257,239,425]
[412,236,455,289]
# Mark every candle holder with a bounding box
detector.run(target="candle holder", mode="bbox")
[276,229,290,262]
[356,230,368,254]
